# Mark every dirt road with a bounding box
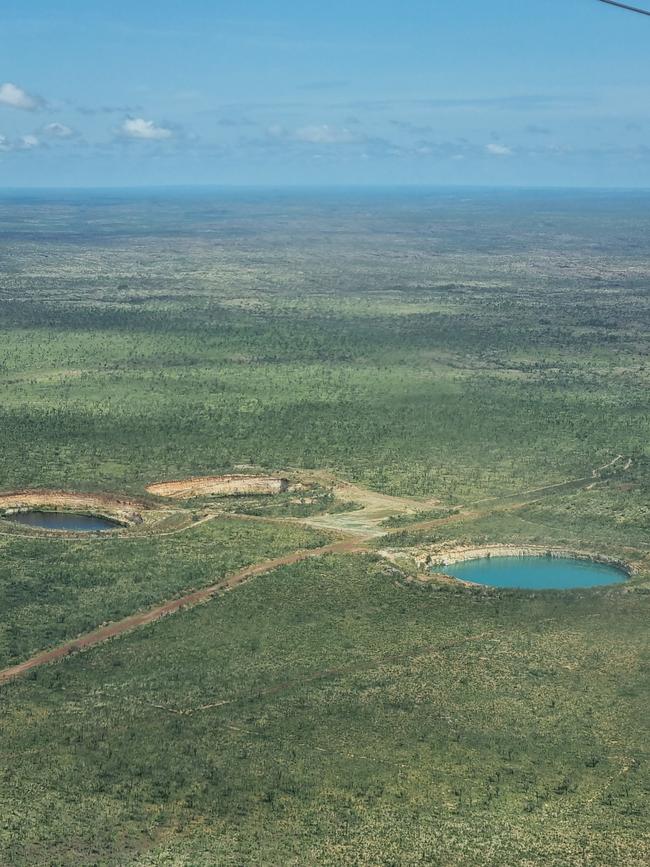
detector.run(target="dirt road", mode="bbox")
[0,454,631,687]
[0,538,368,687]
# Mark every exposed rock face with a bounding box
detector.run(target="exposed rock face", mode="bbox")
[146,475,290,499]
[0,490,145,525]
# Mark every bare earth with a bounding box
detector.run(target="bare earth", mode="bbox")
[296,471,444,537]
[146,475,289,499]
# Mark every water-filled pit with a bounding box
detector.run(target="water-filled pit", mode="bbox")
[3,511,121,532]
[440,555,628,590]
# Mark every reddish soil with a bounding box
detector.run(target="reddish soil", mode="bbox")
[0,538,368,686]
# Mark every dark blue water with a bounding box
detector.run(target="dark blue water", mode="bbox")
[4,511,120,532]
[441,556,627,590]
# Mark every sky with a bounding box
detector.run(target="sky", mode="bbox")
[2,0,650,188]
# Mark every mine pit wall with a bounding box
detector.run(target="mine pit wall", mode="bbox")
[212,477,289,496]
[146,476,290,498]
[418,545,634,577]
[0,491,144,526]
[1,507,133,528]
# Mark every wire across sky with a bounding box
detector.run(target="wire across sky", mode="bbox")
[597,0,650,16]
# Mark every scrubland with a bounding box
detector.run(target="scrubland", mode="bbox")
[0,188,648,865]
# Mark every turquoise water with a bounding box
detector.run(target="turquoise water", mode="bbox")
[440,556,627,590]
[4,511,120,532]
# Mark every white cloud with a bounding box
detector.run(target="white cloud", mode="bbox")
[294,124,357,144]
[43,122,75,139]
[486,143,513,156]
[120,117,174,140]
[266,123,361,145]
[0,134,43,153]
[0,82,43,111]
[20,135,40,149]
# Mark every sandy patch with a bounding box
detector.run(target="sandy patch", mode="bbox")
[146,475,290,499]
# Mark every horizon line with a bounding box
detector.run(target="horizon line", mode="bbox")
[1,182,650,194]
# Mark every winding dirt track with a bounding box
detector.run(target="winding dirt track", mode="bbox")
[0,538,368,687]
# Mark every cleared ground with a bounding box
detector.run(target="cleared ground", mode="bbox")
[146,475,289,499]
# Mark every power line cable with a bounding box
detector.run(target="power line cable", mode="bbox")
[597,0,650,16]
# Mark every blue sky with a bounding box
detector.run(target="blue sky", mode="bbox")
[2,0,650,187]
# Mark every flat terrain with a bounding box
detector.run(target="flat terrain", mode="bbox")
[2,556,648,866]
[0,188,648,866]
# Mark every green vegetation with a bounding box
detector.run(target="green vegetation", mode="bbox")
[1,554,648,865]
[0,516,331,668]
[0,189,648,864]
[1,190,648,500]
[216,488,361,519]
[381,506,460,528]
[379,473,650,566]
